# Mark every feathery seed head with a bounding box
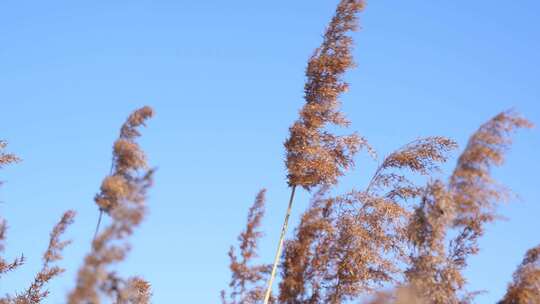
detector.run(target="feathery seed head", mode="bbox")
[284,0,370,190]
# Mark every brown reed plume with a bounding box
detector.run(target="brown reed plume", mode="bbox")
[499,244,540,303]
[449,110,533,243]
[1,142,76,304]
[67,106,154,304]
[93,106,154,240]
[222,189,273,304]
[0,217,24,280]
[284,0,371,190]
[444,111,532,302]
[264,1,371,302]
[404,111,533,304]
[1,211,76,304]
[0,140,23,279]
[278,137,456,304]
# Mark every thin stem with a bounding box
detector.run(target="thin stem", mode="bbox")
[92,209,104,243]
[263,185,297,304]
[93,157,115,243]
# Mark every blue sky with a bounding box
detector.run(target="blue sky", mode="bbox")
[0,0,539,303]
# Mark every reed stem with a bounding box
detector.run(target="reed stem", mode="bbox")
[92,209,104,243]
[263,185,297,304]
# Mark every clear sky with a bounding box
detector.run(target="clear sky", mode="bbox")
[0,0,539,303]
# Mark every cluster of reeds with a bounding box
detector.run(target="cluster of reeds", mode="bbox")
[222,0,537,303]
[1,107,154,304]
[0,0,537,303]
[2,141,76,304]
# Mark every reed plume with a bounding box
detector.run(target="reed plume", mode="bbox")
[93,106,154,240]
[1,144,75,303]
[264,1,371,302]
[450,110,533,235]
[0,217,24,280]
[284,0,371,190]
[499,244,540,304]
[67,106,154,304]
[404,111,533,304]
[0,140,23,280]
[222,189,273,304]
[1,211,76,304]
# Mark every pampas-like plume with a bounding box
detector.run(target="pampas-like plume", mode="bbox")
[284,0,370,190]
[3,211,76,304]
[446,111,533,299]
[67,106,154,304]
[0,208,75,304]
[0,219,24,279]
[222,189,273,304]
[0,140,23,279]
[264,1,369,302]
[450,110,533,229]
[404,111,533,304]
[498,244,540,304]
[95,106,154,214]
